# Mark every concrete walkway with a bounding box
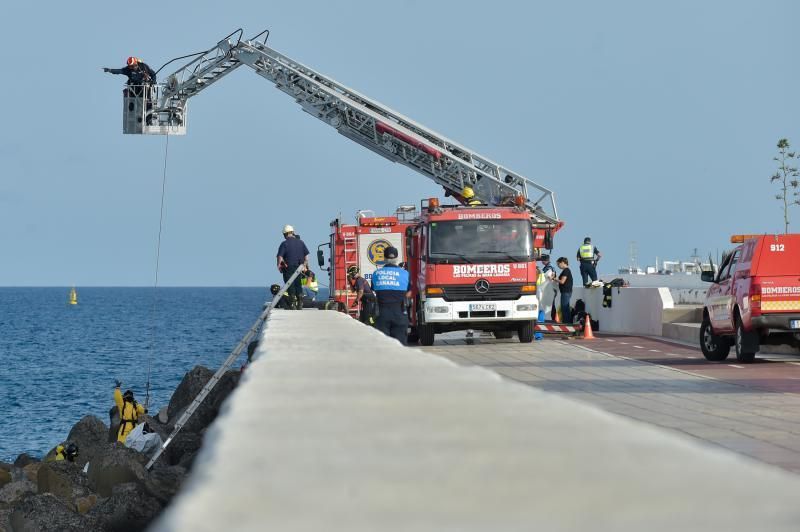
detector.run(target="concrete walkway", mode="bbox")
[155,311,800,531]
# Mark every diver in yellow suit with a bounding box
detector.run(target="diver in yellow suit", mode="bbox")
[114,381,146,443]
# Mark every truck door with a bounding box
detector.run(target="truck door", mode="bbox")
[709,249,740,333]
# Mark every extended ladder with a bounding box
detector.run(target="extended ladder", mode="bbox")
[152,28,559,224]
[145,265,306,470]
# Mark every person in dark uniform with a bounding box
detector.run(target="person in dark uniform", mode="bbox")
[371,246,411,344]
[347,265,376,325]
[576,236,602,287]
[556,257,573,323]
[103,56,157,97]
[276,225,309,309]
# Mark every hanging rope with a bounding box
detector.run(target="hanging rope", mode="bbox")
[145,133,170,410]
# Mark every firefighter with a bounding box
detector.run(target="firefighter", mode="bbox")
[113,382,146,444]
[577,237,602,287]
[462,186,482,206]
[103,56,157,97]
[347,265,376,325]
[371,246,411,344]
[270,283,292,309]
[301,270,319,300]
[276,225,309,309]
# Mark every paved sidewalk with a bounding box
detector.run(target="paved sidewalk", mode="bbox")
[424,334,800,474]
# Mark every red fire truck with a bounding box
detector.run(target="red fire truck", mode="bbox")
[320,197,559,345]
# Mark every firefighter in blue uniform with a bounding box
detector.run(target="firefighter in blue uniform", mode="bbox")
[371,246,411,345]
[276,225,309,309]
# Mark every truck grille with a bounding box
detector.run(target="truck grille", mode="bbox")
[442,284,522,302]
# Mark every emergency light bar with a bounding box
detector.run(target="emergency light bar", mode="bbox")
[731,234,768,243]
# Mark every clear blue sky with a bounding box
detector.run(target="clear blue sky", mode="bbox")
[1,1,798,286]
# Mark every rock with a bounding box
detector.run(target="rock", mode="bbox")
[177,450,198,471]
[89,482,162,532]
[145,465,186,504]
[0,462,11,473]
[0,479,35,505]
[37,461,89,502]
[9,493,94,532]
[87,445,148,498]
[109,405,120,443]
[13,454,38,469]
[157,405,169,424]
[22,463,42,483]
[74,493,98,515]
[164,431,202,467]
[66,415,109,469]
[0,470,10,488]
[167,366,239,433]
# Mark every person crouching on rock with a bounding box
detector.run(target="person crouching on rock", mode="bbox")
[114,380,146,443]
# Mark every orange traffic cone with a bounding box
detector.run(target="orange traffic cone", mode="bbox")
[582,314,596,340]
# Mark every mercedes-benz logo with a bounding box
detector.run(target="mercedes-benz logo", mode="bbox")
[475,279,490,294]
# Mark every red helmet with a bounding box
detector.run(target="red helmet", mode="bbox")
[126,56,138,66]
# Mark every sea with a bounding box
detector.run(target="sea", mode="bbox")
[0,287,328,462]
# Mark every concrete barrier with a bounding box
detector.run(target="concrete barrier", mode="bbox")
[571,286,674,336]
[153,309,800,531]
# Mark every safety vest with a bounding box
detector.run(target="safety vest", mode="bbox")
[301,277,319,292]
[537,271,545,286]
[579,244,594,260]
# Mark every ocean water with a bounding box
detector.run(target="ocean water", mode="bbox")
[0,287,314,462]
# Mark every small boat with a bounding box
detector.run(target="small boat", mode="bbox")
[68,286,78,305]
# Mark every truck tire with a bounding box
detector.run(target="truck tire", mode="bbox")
[734,316,757,363]
[494,331,514,339]
[418,324,435,346]
[700,317,730,361]
[518,320,535,343]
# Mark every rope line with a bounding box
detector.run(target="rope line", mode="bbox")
[146,133,170,410]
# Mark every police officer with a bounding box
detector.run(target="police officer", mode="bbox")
[276,225,310,309]
[371,246,411,344]
[577,237,602,287]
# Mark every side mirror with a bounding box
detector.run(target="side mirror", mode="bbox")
[317,249,325,268]
[700,271,715,283]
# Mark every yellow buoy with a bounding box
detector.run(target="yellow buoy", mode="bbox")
[68,286,78,305]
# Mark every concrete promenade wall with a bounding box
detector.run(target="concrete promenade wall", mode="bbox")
[571,286,674,336]
[154,310,800,531]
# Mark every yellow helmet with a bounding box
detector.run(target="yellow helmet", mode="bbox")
[462,186,475,199]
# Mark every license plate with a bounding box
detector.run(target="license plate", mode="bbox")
[791,320,800,329]
[470,303,496,312]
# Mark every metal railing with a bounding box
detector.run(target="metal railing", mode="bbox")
[145,265,307,470]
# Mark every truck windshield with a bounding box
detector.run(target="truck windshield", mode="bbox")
[428,219,532,263]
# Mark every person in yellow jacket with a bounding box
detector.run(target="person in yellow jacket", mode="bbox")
[114,381,146,443]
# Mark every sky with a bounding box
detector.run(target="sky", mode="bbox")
[0,0,798,286]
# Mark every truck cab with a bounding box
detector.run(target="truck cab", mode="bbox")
[406,199,551,346]
[700,234,800,362]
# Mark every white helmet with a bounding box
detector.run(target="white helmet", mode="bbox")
[282,224,295,235]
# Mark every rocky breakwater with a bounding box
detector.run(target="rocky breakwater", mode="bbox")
[0,366,240,532]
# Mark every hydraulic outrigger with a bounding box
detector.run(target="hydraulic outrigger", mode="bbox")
[125,28,559,226]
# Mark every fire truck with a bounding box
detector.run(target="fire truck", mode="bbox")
[120,28,562,342]
[320,198,557,344]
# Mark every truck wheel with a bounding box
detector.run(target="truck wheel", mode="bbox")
[418,324,435,346]
[518,321,535,343]
[494,331,514,339]
[700,317,730,361]
[734,316,757,363]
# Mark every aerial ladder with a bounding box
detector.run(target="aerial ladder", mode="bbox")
[125,28,560,225]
